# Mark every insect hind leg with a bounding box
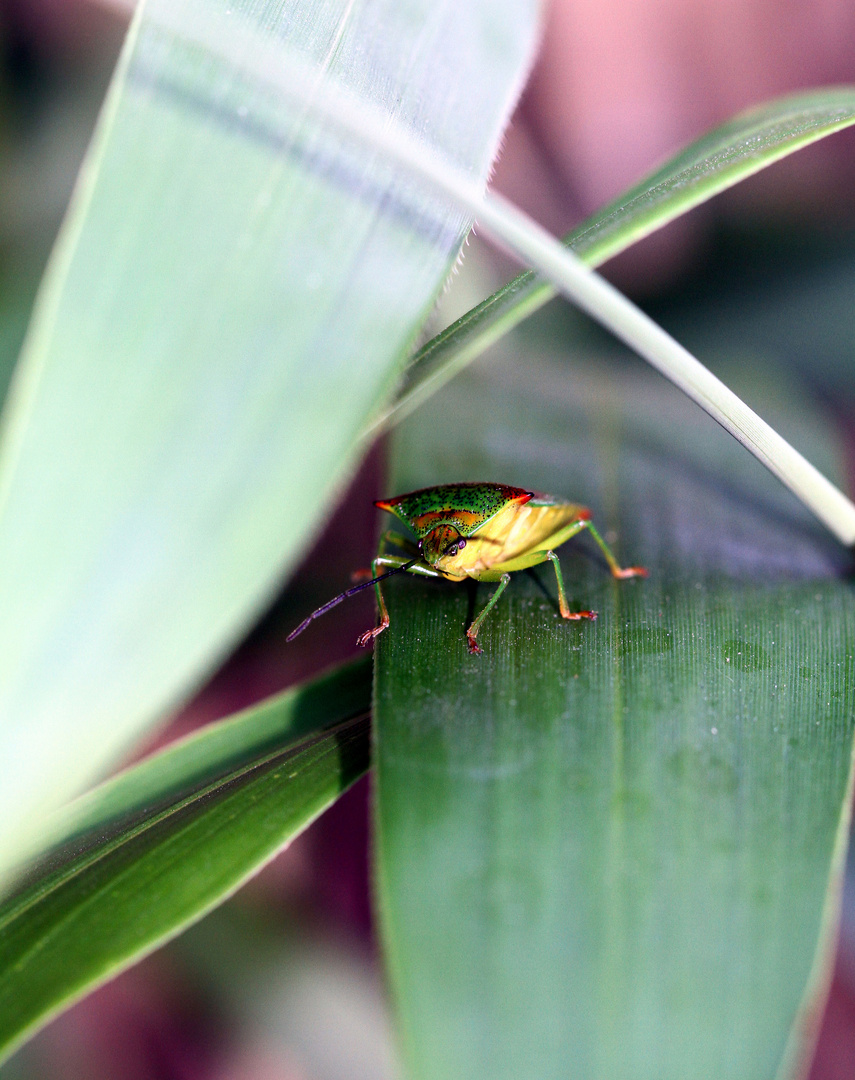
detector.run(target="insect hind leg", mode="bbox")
[583,522,648,579]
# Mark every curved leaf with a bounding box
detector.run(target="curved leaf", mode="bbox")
[0,0,542,876]
[387,87,855,426]
[0,657,372,1065]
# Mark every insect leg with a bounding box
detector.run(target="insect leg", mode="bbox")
[583,523,648,579]
[466,573,511,655]
[546,551,596,620]
[356,555,409,648]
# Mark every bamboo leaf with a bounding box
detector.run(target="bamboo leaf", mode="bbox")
[0,658,372,1065]
[0,0,542,875]
[374,343,855,1080]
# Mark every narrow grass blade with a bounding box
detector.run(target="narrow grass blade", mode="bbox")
[0,657,372,1065]
[389,87,855,424]
[468,189,855,545]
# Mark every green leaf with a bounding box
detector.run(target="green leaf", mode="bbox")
[0,657,372,1065]
[374,343,855,1079]
[387,87,855,426]
[0,0,542,875]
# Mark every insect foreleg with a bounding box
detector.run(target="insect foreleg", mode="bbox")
[466,573,512,655]
[288,555,418,643]
[546,551,596,621]
[354,554,441,647]
[356,555,409,648]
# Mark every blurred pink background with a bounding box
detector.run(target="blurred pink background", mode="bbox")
[1,0,854,1077]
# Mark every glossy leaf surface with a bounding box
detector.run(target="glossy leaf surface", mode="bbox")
[374,337,855,1079]
[0,658,372,1064]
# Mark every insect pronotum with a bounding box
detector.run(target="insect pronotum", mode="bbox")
[287,482,647,654]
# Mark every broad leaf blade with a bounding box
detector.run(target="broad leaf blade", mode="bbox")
[0,657,372,1065]
[389,86,855,424]
[0,0,542,874]
[374,347,855,1080]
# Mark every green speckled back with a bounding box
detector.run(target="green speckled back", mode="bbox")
[376,482,533,538]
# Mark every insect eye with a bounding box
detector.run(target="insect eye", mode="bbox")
[448,544,458,556]
[458,539,466,549]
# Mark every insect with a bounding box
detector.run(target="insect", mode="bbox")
[287,482,647,654]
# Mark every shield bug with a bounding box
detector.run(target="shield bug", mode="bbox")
[287,482,647,654]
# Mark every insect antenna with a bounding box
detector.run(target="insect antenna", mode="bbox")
[287,558,418,641]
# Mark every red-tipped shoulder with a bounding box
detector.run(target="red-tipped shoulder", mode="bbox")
[374,498,396,511]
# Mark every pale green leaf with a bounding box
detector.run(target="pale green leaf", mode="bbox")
[0,0,542,875]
